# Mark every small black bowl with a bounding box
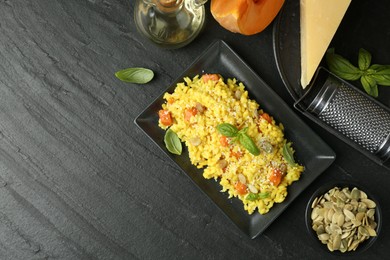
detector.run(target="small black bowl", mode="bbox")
[305,181,382,256]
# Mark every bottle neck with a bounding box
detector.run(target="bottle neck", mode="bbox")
[155,0,183,13]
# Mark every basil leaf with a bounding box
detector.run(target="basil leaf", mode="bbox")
[115,67,154,84]
[360,75,378,97]
[369,64,390,71]
[282,142,296,166]
[369,65,390,86]
[326,49,362,81]
[238,133,260,156]
[246,192,269,201]
[371,86,379,97]
[164,128,182,155]
[216,123,238,137]
[370,74,390,86]
[358,48,372,71]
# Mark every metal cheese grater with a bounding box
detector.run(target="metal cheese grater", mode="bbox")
[296,68,390,166]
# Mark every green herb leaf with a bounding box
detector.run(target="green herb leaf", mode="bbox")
[369,64,390,86]
[115,67,154,84]
[358,48,372,71]
[360,75,378,97]
[216,123,239,137]
[282,142,296,166]
[370,74,390,86]
[164,128,182,155]
[238,133,260,156]
[326,48,390,97]
[369,64,390,71]
[246,192,269,201]
[326,48,362,81]
[217,123,259,155]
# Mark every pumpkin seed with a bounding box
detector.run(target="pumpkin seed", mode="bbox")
[355,212,365,222]
[350,199,358,208]
[340,239,348,253]
[331,223,342,235]
[311,207,319,220]
[351,219,361,227]
[358,202,368,212]
[351,188,360,200]
[327,208,335,222]
[343,208,355,221]
[311,196,319,208]
[347,236,354,248]
[327,242,334,252]
[325,225,332,234]
[247,183,258,194]
[316,225,325,235]
[237,173,246,184]
[344,203,354,211]
[337,191,348,202]
[324,193,331,201]
[337,214,345,226]
[366,225,377,236]
[318,233,330,241]
[358,226,370,237]
[370,221,377,230]
[348,240,360,251]
[366,209,375,218]
[323,201,333,208]
[361,198,376,208]
[189,136,202,146]
[333,234,342,250]
[343,221,353,228]
[341,230,351,239]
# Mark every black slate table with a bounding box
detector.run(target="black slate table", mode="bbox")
[0,1,389,259]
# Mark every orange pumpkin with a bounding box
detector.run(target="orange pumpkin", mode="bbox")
[211,0,285,35]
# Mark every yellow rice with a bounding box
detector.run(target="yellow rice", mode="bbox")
[159,75,304,214]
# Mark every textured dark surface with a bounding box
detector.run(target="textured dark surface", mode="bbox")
[0,0,389,259]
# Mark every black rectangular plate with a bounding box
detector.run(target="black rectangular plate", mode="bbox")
[134,40,336,239]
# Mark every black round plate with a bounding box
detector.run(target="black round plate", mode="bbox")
[273,0,390,107]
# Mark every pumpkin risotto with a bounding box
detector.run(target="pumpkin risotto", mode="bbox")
[158,74,304,214]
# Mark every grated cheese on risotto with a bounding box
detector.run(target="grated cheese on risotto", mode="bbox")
[158,74,304,215]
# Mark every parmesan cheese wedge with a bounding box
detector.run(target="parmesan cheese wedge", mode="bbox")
[300,0,351,88]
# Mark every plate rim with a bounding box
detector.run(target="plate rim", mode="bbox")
[272,0,301,101]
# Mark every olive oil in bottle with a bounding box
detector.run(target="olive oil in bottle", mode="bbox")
[134,0,207,49]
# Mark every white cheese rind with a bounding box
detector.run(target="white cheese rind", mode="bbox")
[300,0,351,88]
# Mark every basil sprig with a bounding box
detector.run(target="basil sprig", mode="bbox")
[164,128,182,155]
[326,48,390,97]
[216,123,260,156]
[115,67,154,84]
